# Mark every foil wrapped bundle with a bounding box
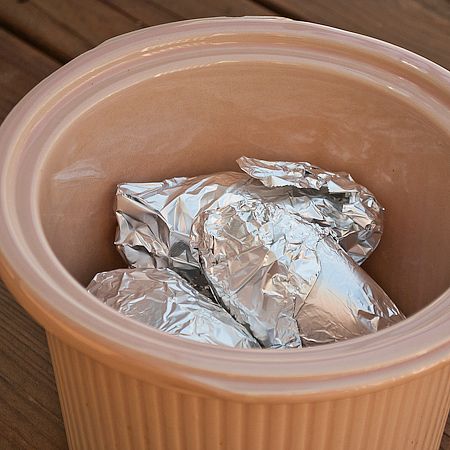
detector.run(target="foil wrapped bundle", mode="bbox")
[93,156,403,349]
[237,157,383,264]
[191,199,404,348]
[87,268,260,349]
[115,172,253,294]
[115,157,383,279]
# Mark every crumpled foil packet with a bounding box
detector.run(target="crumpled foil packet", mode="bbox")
[87,268,260,349]
[115,157,383,281]
[191,199,404,348]
[115,172,253,294]
[238,157,383,264]
[94,156,403,349]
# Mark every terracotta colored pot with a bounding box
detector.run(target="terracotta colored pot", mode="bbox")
[0,17,449,450]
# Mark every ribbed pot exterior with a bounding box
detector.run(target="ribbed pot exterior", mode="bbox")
[47,333,450,450]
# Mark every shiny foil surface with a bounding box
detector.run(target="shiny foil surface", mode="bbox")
[115,172,253,295]
[115,157,383,280]
[192,199,404,348]
[238,156,383,264]
[87,268,260,349]
[107,156,403,349]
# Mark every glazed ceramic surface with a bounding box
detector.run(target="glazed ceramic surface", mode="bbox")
[0,18,449,450]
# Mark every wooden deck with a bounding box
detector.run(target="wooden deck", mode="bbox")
[0,1,449,448]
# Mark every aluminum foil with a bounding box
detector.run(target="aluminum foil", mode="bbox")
[114,172,284,296]
[238,156,383,264]
[87,268,260,349]
[191,199,404,349]
[115,172,251,272]
[112,157,399,349]
[115,157,383,288]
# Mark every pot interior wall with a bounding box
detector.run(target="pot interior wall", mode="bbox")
[38,62,450,317]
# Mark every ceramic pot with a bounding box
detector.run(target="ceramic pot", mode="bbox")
[0,17,449,450]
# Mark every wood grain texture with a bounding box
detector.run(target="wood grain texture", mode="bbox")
[0,0,275,63]
[0,0,144,61]
[139,0,275,19]
[255,0,450,69]
[104,0,275,24]
[0,280,67,450]
[0,27,60,120]
[0,2,449,448]
[102,0,181,24]
[442,419,450,450]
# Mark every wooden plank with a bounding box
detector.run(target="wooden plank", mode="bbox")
[103,0,184,22]
[130,0,276,20]
[255,0,450,69]
[0,0,166,62]
[0,27,60,121]
[0,279,67,450]
[0,0,275,63]
[442,418,450,450]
